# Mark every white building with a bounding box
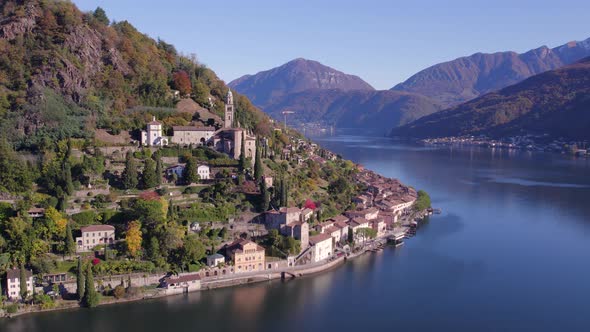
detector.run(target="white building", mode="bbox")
[309,233,333,263]
[141,116,168,146]
[197,165,210,180]
[161,273,201,294]
[6,268,34,300]
[206,253,225,267]
[76,225,115,252]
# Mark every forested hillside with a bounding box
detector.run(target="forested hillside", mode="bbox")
[0,0,269,151]
[392,57,590,140]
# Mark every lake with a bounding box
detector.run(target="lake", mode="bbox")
[3,133,590,332]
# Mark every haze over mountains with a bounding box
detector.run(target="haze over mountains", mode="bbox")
[229,59,441,132]
[392,38,590,107]
[229,58,374,107]
[230,37,590,137]
[392,57,590,140]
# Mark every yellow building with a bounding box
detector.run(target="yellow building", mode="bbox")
[226,239,266,273]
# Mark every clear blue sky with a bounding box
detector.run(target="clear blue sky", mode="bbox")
[74,0,589,90]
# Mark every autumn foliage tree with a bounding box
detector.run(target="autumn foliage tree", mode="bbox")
[173,70,192,96]
[125,220,142,258]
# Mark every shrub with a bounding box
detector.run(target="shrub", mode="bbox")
[113,285,126,299]
[6,303,18,314]
[71,210,97,226]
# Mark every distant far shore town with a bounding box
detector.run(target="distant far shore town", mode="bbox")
[420,135,589,157]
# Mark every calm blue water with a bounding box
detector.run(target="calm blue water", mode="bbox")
[3,133,590,332]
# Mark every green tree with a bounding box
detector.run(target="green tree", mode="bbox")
[142,158,158,189]
[414,190,431,211]
[239,134,246,172]
[259,181,269,212]
[122,151,139,190]
[153,151,163,186]
[65,221,75,256]
[180,235,206,269]
[93,7,109,25]
[0,139,32,193]
[183,157,199,184]
[63,163,74,196]
[77,257,85,300]
[19,265,28,300]
[83,263,99,308]
[254,139,263,181]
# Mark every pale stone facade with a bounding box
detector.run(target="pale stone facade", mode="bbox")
[76,225,115,252]
[170,126,215,146]
[6,268,34,300]
[309,233,333,263]
[226,239,266,273]
[141,117,168,146]
[206,253,225,267]
[197,165,210,180]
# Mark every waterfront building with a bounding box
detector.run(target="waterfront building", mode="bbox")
[309,233,333,263]
[370,218,387,237]
[6,268,34,300]
[348,217,370,242]
[225,239,266,273]
[76,225,115,252]
[161,273,201,292]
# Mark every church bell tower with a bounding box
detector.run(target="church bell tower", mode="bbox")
[224,90,234,128]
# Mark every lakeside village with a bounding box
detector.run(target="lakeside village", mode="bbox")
[0,92,431,317]
[421,135,590,157]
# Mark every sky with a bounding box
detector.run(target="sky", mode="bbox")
[73,0,590,90]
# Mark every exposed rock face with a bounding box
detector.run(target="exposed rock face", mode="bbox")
[392,38,590,107]
[229,58,374,107]
[0,3,40,40]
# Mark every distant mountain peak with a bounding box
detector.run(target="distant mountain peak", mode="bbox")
[229,58,374,107]
[392,37,590,107]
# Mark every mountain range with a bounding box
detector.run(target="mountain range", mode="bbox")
[392,38,590,107]
[392,57,590,140]
[230,38,590,135]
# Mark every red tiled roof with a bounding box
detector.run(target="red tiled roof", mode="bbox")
[81,225,115,233]
[164,273,201,284]
[310,233,332,245]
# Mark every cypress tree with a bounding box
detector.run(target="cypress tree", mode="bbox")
[122,151,139,190]
[154,152,163,186]
[183,157,199,184]
[83,264,99,308]
[259,181,269,212]
[142,158,158,189]
[65,221,75,255]
[76,257,85,300]
[63,163,74,196]
[254,139,263,181]
[239,134,246,171]
[19,265,28,300]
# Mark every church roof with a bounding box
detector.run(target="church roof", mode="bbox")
[172,126,216,132]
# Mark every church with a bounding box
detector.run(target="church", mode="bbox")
[141,90,256,160]
[212,90,257,160]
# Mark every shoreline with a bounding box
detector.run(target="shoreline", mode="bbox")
[1,218,429,319]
